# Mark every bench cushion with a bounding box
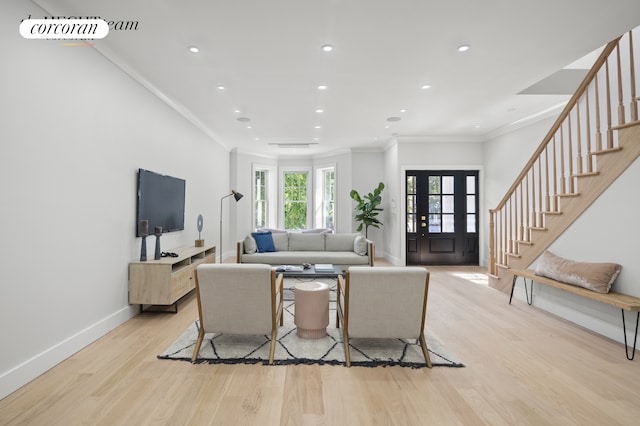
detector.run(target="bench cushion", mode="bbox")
[535,251,621,294]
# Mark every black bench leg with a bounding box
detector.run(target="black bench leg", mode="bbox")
[509,275,533,305]
[622,310,639,361]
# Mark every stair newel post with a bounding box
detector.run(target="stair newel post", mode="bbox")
[629,30,638,122]
[566,116,575,194]
[525,173,530,241]
[595,72,603,152]
[544,144,551,212]
[489,209,496,276]
[605,57,614,149]
[552,136,558,211]
[616,43,625,126]
[576,101,584,176]
[585,88,594,174]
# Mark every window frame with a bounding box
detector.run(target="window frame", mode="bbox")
[314,164,336,230]
[279,166,312,230]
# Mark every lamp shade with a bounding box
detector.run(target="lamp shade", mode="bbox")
[232,190,243,201]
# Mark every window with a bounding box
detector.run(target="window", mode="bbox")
[252,164,276,230]
[283,170,309,230]
[316,166,335,229]
[254,169,267,229]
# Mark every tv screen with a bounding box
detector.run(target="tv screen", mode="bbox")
[136,169,186,237]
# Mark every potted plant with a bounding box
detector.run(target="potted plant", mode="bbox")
[350,182,385,238]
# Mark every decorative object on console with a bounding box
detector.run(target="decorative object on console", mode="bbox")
[154,226,162,260]
[139,220,148,261]
[219,190,243,263]
[195,214,204,247]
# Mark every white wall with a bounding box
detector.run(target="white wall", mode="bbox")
[0,0,228,399]
[351,150,385,249]
[483,115,640,345]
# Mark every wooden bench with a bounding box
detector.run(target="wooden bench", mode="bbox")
[509,268,640,360]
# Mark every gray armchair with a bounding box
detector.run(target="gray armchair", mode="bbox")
[192,263,284,364]
[336,266,432,367]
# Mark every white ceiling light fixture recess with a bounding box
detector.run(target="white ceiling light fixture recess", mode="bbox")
[457,44,471,52]
[321,44,334,52]
[188,46,199,53]
[421,84,432,90]
[216,85,225,90]
[317,85,328,90]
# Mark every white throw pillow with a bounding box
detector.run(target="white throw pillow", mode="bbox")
[354,235,368,256]
[244,235,257,254]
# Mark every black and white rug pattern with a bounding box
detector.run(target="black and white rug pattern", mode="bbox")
[158,279,464,368]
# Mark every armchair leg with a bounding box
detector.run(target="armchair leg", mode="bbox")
[419,334,432,368]
[343,330,351,367]
[192,328,205,363]
[269,329,277,365]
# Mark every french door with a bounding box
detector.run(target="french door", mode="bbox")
[406,170,479,265]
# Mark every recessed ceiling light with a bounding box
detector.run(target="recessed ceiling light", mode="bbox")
[315,109,324,113]
[188,46,199,53]
[400,109,407,113]
[457,44,471,52]
[421,84,432,90]
[246,126,252,129]
[234,108,241,113]
[314,125,322,129]
[321,44,334,52]
[255,137,261,141]
[313,137,319,141]
[317,85,328,90]
[216,85,225,90]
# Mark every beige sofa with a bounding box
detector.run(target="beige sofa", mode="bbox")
[237,232,374,267]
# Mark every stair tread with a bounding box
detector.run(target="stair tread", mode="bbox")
[572,172,599,177]
[541,211,562,215]
[515,240,533,245]
[556,193,580,197]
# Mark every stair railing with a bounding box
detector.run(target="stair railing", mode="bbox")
[489,29,638,277]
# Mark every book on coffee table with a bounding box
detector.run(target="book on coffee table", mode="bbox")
[314,264,334,272]
[275,265,304,272]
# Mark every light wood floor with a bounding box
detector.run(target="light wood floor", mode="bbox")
[1,264,639,425]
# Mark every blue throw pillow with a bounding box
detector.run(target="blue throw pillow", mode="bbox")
[251,231,276,253]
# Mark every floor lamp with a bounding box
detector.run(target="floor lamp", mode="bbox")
[219,190,243,263]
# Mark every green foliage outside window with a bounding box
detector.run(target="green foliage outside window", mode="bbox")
[284,172,308,229]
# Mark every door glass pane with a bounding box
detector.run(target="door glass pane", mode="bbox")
[442,195,454,213]
[443,214,455,232]
[407,176,416,194]
[429,214,441,232]
[407,214,416,233]
[407,195,416,213]
[442,176,454,194]
[428,176,440,194]
[428,195,441,213]
[467,175,476,194]
[467,214,476,232]
[466,195,476,213]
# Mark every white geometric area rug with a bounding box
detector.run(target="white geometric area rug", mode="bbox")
[158,301,464,368]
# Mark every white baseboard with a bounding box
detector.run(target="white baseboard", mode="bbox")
[0,305,138,400]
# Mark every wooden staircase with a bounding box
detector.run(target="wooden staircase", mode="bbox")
[489,28,640,292]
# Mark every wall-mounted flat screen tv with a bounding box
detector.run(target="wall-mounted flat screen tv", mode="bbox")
[136,169,186,237]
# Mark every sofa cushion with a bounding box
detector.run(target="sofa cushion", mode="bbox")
[302,228,333,233]
[354,235,368,256]
[272,233,289,251]
[288,232,325,251]
[534,250,621,294]
[326,233,359,251]
[251,231,276,253]
[241,251,370,265]
[243,235,257,254]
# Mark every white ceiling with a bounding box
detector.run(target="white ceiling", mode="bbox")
[34,0,640,157]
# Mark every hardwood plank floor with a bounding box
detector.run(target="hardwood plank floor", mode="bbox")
[1,265,639,425]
